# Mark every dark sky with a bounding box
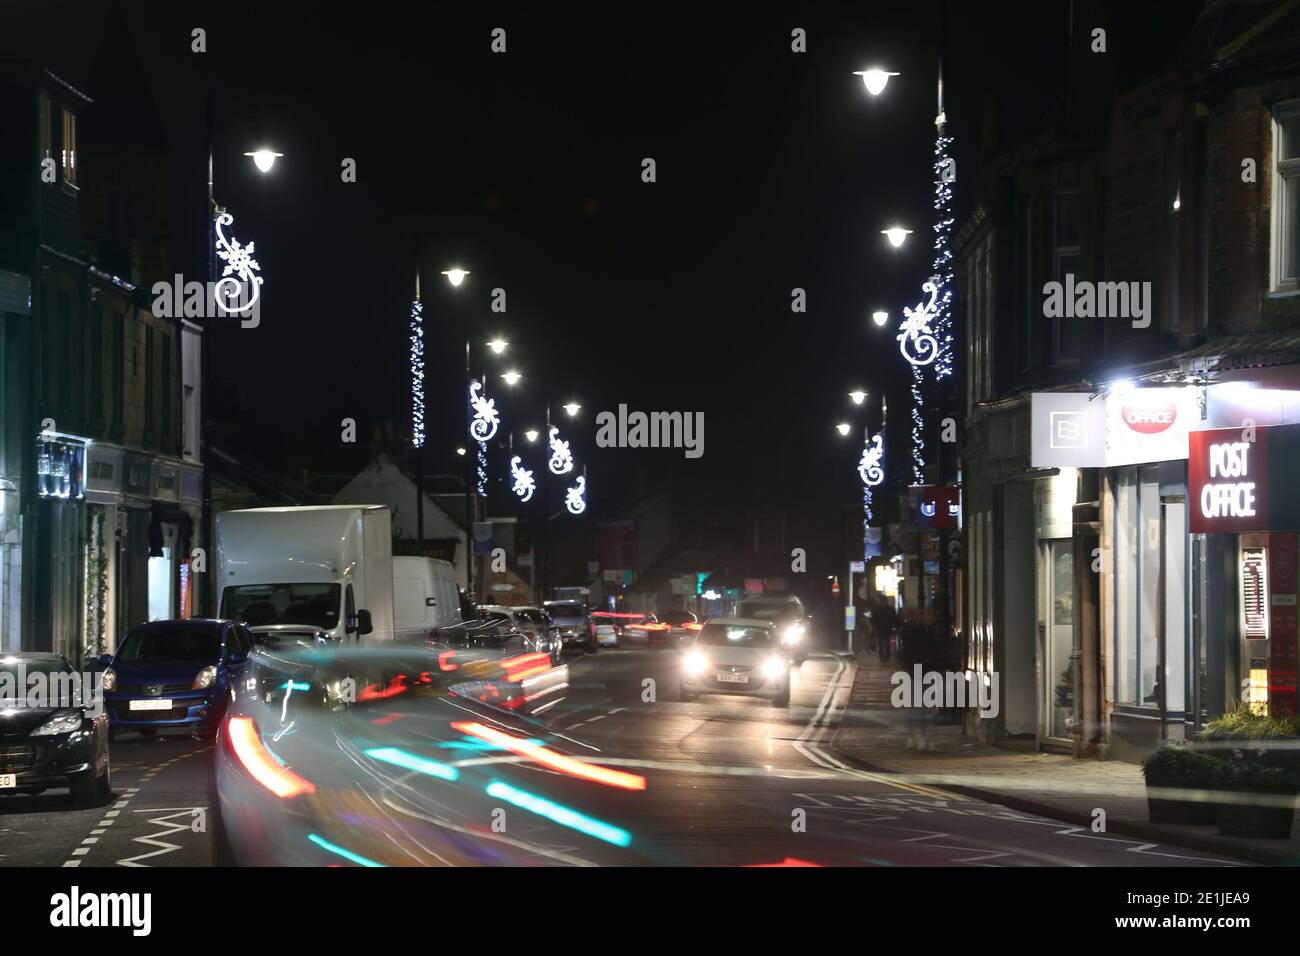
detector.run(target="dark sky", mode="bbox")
[8,0,1205,563]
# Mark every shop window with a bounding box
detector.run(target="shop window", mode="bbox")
[60,107,77,187]
[1115,466,1163,706]
[1273,100,1300,292]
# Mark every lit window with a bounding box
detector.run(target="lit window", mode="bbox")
[61,107,77,186]
[1272,100,1300,292]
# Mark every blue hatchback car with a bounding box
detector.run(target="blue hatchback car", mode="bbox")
[102,619,253,738]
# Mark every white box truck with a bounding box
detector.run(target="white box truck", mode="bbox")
[392,555,462,643]
[216,505,395,641]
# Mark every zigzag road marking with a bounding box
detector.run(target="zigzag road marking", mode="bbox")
[116,807,205,867]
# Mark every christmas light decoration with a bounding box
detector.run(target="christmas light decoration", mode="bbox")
[213,211,263,315]
[510,456,536,502]
[930,113,956,380]
[910,366,925,484]
[565,475,587,515]
[898,281,939,367]
[469,381,500,442]
[858,434,884,488]
[409,300,425,448]
[476,443,487,496]
[547,426,574,475]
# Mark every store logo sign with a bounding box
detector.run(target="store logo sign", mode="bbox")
[1121,397,1177,434]
[1200,442,1256,519]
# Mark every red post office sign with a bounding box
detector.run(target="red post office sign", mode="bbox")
[1189,427,1270,534]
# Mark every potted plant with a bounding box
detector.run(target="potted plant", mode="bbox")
[1141,746,1226,825]
[1200,710,1300,776]
[1215,764,1296,838]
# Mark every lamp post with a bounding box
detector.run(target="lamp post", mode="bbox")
[198,107,279,615]
[441,267,473,598]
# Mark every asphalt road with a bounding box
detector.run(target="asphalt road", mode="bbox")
[0,636,1250,867]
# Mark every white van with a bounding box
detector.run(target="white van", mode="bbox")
[393,556,462,643]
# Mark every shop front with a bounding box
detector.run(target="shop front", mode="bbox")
[1188,423,1300,721]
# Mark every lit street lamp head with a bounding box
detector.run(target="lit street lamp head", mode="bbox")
[487,338,508,354]
[882,227,912,248]
[502,370,522,386]
[836,422,852,437]
[854,69,899,96]
[524,429,539,442]
[562,402,581,417]
[456,447,467,456]
[243,149,284,173]
[441,268,470,287]
[872,310,890,327]
[849,390,867,406]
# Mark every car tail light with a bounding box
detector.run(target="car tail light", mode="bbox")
[227,716,316,798]
[426,626,439,644]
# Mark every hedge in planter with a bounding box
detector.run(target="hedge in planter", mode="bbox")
[1200,711,1300,777]
[1216,765,1296,839]
[1141,747,1228,825]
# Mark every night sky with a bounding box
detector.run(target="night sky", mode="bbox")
[7,1,1204,568]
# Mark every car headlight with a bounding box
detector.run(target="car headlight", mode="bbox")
[783,624,805,644]
[32,710,84,736]
[683,651,709,676]
[101,667,116,692]
[761,656,786,680]
[193,665,218,690]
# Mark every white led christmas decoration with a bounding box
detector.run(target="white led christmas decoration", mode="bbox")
[469,381,500,442]
[565,475,587,515]
[858,434,884,487]
[547,426,573,475]
[409,300,425,448]
[898,280,940,367]
[510,456,535,502]
[213,211,263,314]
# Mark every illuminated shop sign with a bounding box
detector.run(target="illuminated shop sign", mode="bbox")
[36,432,89,499]
[1185,425,1300,533]
[1031,388,1195,468]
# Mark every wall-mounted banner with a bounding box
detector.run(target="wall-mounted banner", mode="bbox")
[1031,388,1195,468]
[1188,424,1300,533]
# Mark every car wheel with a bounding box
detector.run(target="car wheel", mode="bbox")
[70,767,108,808]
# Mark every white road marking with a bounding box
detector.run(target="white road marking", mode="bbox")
[116,807,206,867]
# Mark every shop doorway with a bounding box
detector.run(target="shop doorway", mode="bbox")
[1039,538,1076,742]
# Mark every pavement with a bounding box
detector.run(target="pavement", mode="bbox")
[828,651,1300,866]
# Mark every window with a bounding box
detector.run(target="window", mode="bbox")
[1272,100,1300,292]
[60,107,77,186]
[1051,192,1081,363]
[38,94,52,170]
[967,231,993,405]
[1115,466,1161,706]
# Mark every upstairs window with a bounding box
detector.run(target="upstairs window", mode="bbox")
[60,107,77,186]
[1273,101,1300,293]
[38,94,52,172]
[1051,191,1081,364]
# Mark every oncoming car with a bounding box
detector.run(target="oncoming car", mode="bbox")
[680,618,790,707]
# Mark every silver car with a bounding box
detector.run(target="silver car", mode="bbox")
[679,617,790,707]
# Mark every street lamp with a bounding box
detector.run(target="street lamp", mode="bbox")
[854,69,899,96]
[881,227,912,248]
[836,422,852,437]
[442,268,470,287]
[243,149,283,173]
[872,310,890,327]
[456,447,466,456]
[487,338,508,354]
[524,429,539,443]
[849,390,867,406]
[502,370,522,386]
[562,402,581,417]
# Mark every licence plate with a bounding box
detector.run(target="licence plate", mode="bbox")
[129,699,173,711]
[716,672,748,684]
[0,774,15,789]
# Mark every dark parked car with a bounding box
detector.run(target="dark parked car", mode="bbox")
[0,652,112,806]
[102,619,252,739]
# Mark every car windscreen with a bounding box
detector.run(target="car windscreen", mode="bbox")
[546,603,585,618]
[736,601,795,621]
[116,629,222,663]
[698,623,775,648]
[221,583,341,629]
[0,657,70,681]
